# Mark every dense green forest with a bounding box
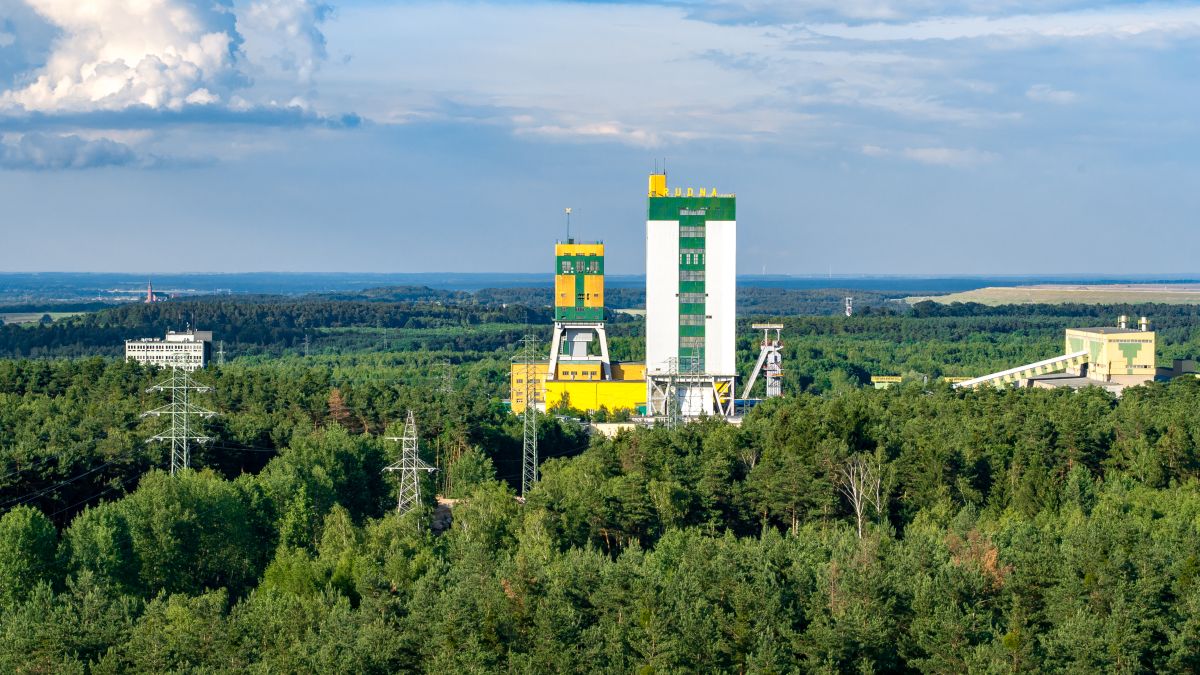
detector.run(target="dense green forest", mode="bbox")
[0,285,919,359]
[3,296,1200,671]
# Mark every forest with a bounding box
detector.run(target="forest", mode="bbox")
[2,295,1200,671]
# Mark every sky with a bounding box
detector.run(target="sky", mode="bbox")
[0,0,1197,275]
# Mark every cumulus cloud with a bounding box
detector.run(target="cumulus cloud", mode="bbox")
[1026,83,1077,104]
[1,0,242,112]
[0,0,331,114]
[237,0,332,88]
[0,132,139,169]
[903,146,996,167]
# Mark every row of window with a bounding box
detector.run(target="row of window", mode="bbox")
[560,261,602,274]
[679,292,706,304]
[680,270,705,281]
[680,253,705,265]
[680,314,705,326]
[559,370,597,379]
[680,336,705,347]
[680,226,705,237]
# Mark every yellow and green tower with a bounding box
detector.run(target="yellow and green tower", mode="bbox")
[554,241,605,322]
[548,239,611,382]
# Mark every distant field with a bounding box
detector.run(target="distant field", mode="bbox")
[0,311,86,325]
[908,284,1200,306]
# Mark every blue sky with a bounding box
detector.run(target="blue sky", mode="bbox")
[0,0,1197,275]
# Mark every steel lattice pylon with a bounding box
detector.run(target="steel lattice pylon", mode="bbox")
[143,366,217,474]
[664,356,681,430]
[384,410,437,515]
[517,335,540,498]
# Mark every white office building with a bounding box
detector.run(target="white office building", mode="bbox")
[125,329,213,372]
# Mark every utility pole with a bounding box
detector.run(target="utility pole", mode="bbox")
[384,410,437,516]
[143,367,217,474]
[516,335,541,498]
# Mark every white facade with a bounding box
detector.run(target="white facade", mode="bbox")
[703,219,737,376]
[644,218,737,377]
[125,330,212,372]
[644,183,738,420]
[645,219,680,375]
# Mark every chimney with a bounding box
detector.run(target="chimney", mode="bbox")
[1118,315,1128,329]
[1139,316,1150,331]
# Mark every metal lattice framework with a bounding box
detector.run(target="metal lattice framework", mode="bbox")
[143,367,217,474]
[439,359,455,396]
[742,324,784,400]
[518,335,540,498]
[384,410,437,515]
[664,356,681,430]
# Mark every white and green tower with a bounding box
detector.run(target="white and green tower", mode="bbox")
[645,172,737,418]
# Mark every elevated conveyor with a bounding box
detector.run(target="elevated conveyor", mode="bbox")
[953,350,1089,389]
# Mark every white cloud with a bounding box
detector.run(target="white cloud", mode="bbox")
[903,146,996,166]
[860,144,888,156]
[0,0,331,114]
[236,0,331,89]
[808,7,1200,42]
[2,0,242,112]
[1026,83,1077,104]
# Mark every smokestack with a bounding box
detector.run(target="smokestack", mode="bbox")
[1139,316,1150,331]
[1118,315,1128,329]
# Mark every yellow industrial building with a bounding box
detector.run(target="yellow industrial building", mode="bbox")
[955,316,1158,394]
[510,239,647,414]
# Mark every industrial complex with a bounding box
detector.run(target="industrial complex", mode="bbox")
[954,316,1158,394]
[511,172,788,422]
[509,172,1183,418]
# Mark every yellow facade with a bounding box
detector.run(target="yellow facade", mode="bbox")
[554,274,575,310]
[611,362,645,380]
[510,362,549,414]
[1066,328,1156,385]
[555,242,605,257]
[555,242,605,318]
[648,173,668,197]
[584,273,604,308]
[555,362,602,380]
[544,379,646,413]
[510,360,647,414]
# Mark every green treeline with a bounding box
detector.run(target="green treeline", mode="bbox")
[4,358,1200,669]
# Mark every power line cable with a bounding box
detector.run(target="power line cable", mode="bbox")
[0,460,120,512]
[49,475,138,518]
[0,450,70,484]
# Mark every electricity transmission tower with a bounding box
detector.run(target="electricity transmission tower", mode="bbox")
[517,335,541,498]
[216,341,225,366]
[439,358,454,396]
[303,334,311,357]
[143,368,217,474]
[384,410,437,515]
